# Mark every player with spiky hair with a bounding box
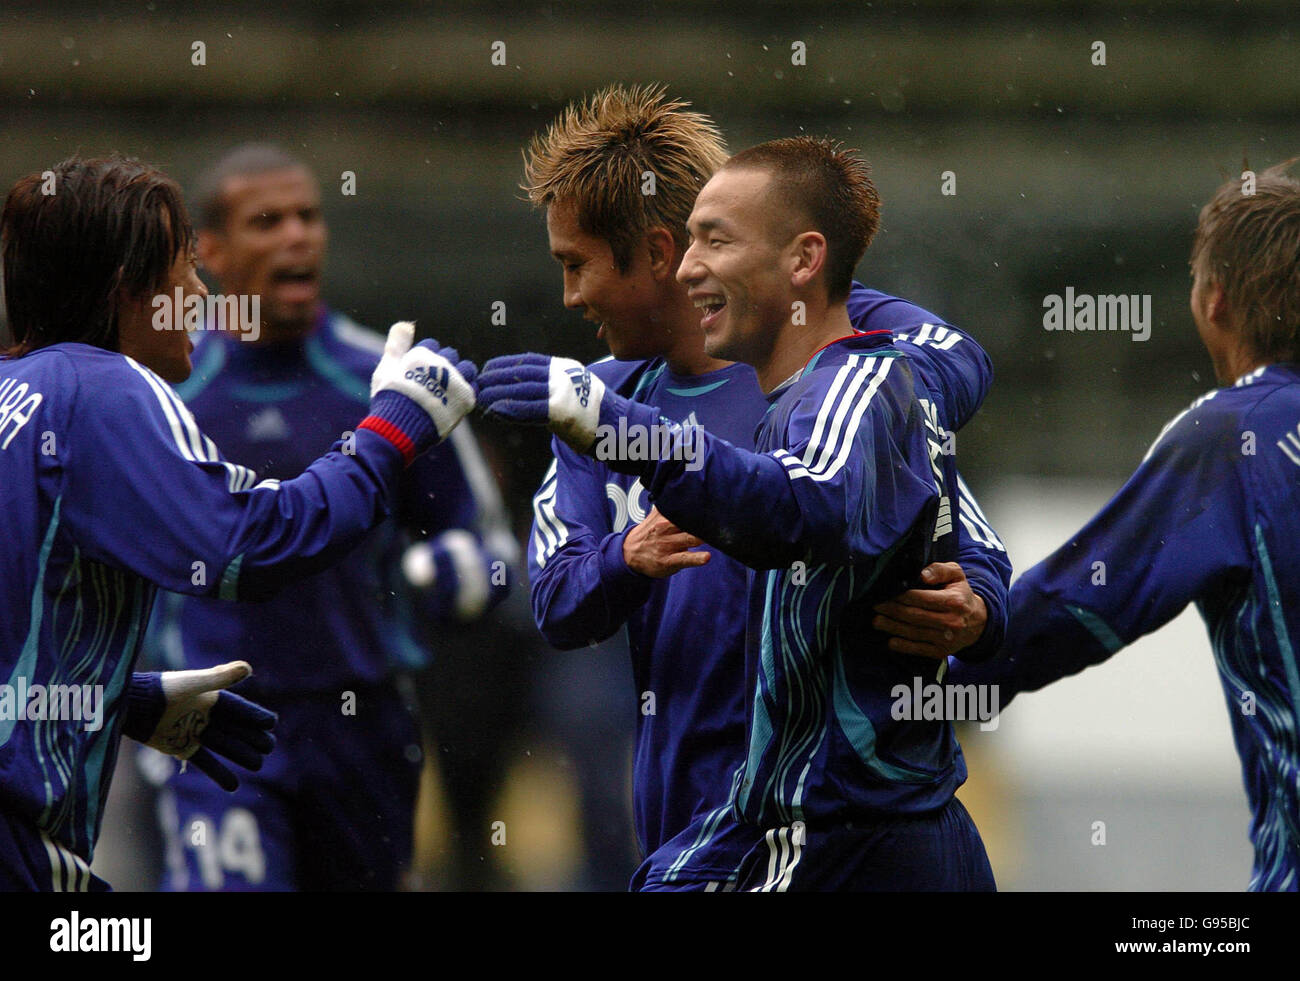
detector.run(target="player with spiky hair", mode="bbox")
[515,86,1008,890]
[523,86,765,889]
[522,84,732,364]
[0,154,476,890]
[950,158,1300,891]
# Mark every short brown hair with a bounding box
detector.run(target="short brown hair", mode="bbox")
[1191,158,1300,363]
[722,137,881,303]
[191,143,308,232]
[522,83,728,272]
[2,154,192,358]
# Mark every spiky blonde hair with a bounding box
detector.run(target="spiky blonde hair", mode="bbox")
[522,83,727,270]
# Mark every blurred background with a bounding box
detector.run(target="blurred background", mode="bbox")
[3,0,1295,890]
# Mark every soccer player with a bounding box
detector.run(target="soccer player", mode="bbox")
[140,144,513,891]
[949,158,1300,891]
[0,154,476,890]
[490,132,1004,890]
[523,87,768,888]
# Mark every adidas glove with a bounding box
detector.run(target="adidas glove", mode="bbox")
[401,529,514,623]
[122,661,277,792]
[359,321,478,463]
[477,353,617,452]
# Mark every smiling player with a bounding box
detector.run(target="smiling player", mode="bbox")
[497,126,1006,890]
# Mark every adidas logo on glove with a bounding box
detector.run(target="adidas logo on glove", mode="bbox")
[564,365,591,408]
[365,323,478,456]
[405,365,451,405]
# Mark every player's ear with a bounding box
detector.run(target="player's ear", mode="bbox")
[196,228,226,278]
[1205,281,1234,331]
[112,265,142,307]
[644,227,678,281]
[111,268,148,350]
[788,231,827,292]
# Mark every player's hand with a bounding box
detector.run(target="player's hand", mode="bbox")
[477,353,611,452]
[401,529,514,622]
[872,562,987,660]
[365,321,478,458]
[122,662,277,792]
[624,507,711,578]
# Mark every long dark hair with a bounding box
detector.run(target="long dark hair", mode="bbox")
[2,154,193,358]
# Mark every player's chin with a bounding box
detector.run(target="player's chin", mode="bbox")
[606,330,655,362]
[158,351,193,384]
[275,302,317,328]
[702,328,734,362]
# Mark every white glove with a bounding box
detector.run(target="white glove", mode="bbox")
[366,321,478,450]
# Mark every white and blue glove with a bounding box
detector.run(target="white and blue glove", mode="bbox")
[476,354,611,451]
[360,321,478,464]
[122,661,276,792]
[478,356,660,457]
[401,529,515,623]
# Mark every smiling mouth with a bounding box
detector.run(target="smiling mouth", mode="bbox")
[693,295,727,328]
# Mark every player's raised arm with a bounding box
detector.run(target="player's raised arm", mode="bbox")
[60,324,478,601]
[848,291,1007,661]
[847,287,995,435]
[951,393,1253,701]
[477,344,937,572]
[889,321,992,433]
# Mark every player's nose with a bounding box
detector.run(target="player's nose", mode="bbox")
[676,244,704,286]
[562,274,584,311]
[281,214,317,249]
